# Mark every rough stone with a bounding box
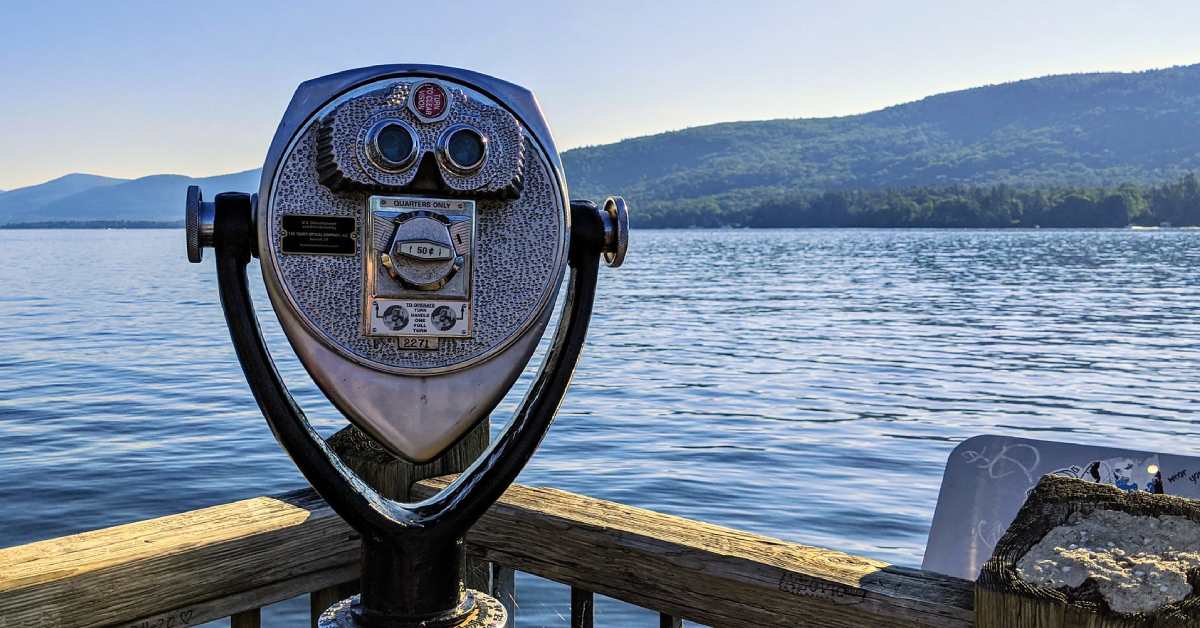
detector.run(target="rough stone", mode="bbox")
[1016,509,1200,614]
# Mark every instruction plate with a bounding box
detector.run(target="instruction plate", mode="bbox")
[368,298,471,339]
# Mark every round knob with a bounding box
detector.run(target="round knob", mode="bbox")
[601,196,629,268]
[382,212,464,290]
[185,185,216,263]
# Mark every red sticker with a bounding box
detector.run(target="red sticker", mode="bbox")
[412,83,448,119]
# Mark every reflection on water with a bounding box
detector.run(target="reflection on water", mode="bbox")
[1,228,1198,625]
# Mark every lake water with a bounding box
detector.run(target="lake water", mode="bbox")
[2,228,1199,626]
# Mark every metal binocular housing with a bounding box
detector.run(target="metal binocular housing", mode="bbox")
[186,64,628,628]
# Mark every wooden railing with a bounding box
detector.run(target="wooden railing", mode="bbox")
[0,423,975,627]
[0,475,972,627]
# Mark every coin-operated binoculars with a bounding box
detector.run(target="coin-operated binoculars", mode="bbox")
[185,65,628,627]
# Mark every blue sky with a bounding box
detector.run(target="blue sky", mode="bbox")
[1,1,1198,189]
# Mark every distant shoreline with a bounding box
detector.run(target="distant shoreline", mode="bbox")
[0,220,183,229]
[3,222,1197,231]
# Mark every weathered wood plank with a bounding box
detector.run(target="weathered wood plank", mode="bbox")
[0,491,359,627]
[571,587,594,628]
[415,477,975,628]
[116,564,356,628]
[0,478,972,628]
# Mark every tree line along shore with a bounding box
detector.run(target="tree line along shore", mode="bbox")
[2,172,1199,229]
[637,172,1200,229]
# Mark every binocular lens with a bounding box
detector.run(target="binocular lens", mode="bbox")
[377,124,416,165]
[367,121,418,171]
[442,126,487,174]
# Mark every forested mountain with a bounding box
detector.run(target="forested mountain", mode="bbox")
[563,63,1200,226]
[3,63,1200,227]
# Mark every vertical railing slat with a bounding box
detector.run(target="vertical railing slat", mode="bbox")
[230,608,261,628]
[491,563,518,626]
[659,612,683,628]
[310,585,344,627]
[309,581,359,625]
[570,587,594,628]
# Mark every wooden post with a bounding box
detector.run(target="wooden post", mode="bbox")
[326,420,491,502]
[977,475,1200,628]
[314,419,493,623]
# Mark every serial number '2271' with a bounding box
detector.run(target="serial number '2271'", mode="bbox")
[400,336,439,350]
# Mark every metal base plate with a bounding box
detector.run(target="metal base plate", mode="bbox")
[318,591,507,628]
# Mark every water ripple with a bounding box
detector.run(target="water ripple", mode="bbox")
[2,228,1199,626]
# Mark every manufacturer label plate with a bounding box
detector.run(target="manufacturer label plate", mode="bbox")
[281,215,357,255]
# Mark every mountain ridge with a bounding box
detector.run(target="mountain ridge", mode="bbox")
[0,174,129,222]
[0,170,260,224]
[3,63,1199,226]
